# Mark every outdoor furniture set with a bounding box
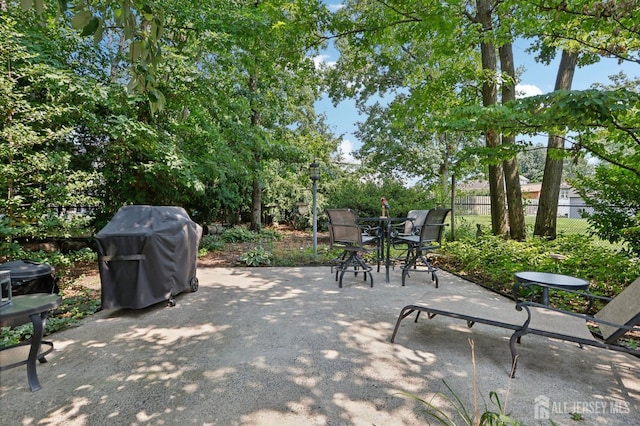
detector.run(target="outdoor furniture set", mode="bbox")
[4,206,638,393]
[326,207,451,288]
[326,206,639,375]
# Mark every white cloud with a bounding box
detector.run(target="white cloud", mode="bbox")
[311,54,336,69]
[327,3,345,12]
[337,139,358,164]
[516,83,543,98]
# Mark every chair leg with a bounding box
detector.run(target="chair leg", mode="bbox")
[401,247,440,288]
[418,254,439,288]
[355,254,374,287]
[335,251,373,288]
[401,253,417,286]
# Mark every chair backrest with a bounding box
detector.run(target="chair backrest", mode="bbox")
[418,208,451,245]
[326,209,363,247]
[594,276,640,343]
[326,208,357,226]
[404,210,430,234]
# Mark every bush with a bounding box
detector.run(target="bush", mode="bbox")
[239,245,272,266]
[571,165,640,255]
[200,234,225,252]
[220,226,259,243]
[439,234,640,308]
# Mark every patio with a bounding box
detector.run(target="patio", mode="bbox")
[1,267,638,425]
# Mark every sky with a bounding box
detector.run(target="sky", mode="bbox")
[313,9,639,162]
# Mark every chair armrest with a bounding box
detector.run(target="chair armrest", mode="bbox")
[516,301,639,334]
[361,224,381,237]
[386,218,413,237]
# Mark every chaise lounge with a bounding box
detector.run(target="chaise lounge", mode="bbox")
[390,276,640,376]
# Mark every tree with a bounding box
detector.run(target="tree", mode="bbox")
[476,0,509,236]
[505,0,639,238]
[572,164,640,255]
[5,0,336,236]
[499,39,526,241]
[326,0,542,237]
[517,146,547,182]
[1,13,103,240]
[534,50,579,238]
[325,1,472,189]
[517,144,593,182]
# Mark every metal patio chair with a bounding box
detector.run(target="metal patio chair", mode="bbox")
[395,208,450,287]
[326,209,378,288]
[390,209,429,265]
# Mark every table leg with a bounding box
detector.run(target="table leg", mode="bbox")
[542,288,549,306]
[26,311,47,392]
[384,221,390,282]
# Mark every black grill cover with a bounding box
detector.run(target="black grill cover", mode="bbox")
[0,260,59,295]
[95,206,202,309]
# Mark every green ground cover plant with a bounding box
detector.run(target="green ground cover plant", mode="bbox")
[438,233,640,310]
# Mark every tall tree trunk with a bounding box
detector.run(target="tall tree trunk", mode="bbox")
[249,73,262,231]
[534,50,578,238]
[438,133,451,198]
[477,0,508,236]
[248,0,263,231]
[499,42,526,240]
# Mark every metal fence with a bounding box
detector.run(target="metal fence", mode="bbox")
[453,195,594,236]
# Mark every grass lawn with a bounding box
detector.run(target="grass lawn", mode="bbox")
[456,215,591,235]
[453,215,624,250]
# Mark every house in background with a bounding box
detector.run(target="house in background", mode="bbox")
[568,187,595,218]
[456,178,590,218]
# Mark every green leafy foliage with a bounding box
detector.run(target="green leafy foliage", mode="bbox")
[439,234,640,310]
[220,227,258,243]
[199,235,225,252]
[239,245,272,266]
[398,385,525,426]
[0,15,102,242]
[324,175,438,219]
[571,164,640,255]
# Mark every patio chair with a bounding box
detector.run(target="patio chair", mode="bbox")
[390,209,429,265]
[395,208,450,287]
[390,276,640,377]
[392,210,430,240]
[326,209,378,288]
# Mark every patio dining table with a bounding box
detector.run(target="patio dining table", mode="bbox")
[359,216,407,283]
[0,293,62,391]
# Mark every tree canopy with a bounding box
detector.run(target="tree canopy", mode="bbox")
[2,0,639,250]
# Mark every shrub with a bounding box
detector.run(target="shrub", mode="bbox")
[439,234,640,310]
[221,226,259,243]
[200,234,225,252]
[239,245,272,266]
[571,165,640,255]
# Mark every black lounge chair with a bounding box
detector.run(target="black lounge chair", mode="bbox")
[390,276,640,376]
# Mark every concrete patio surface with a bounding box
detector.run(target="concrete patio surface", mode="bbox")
[0,267,638,425]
